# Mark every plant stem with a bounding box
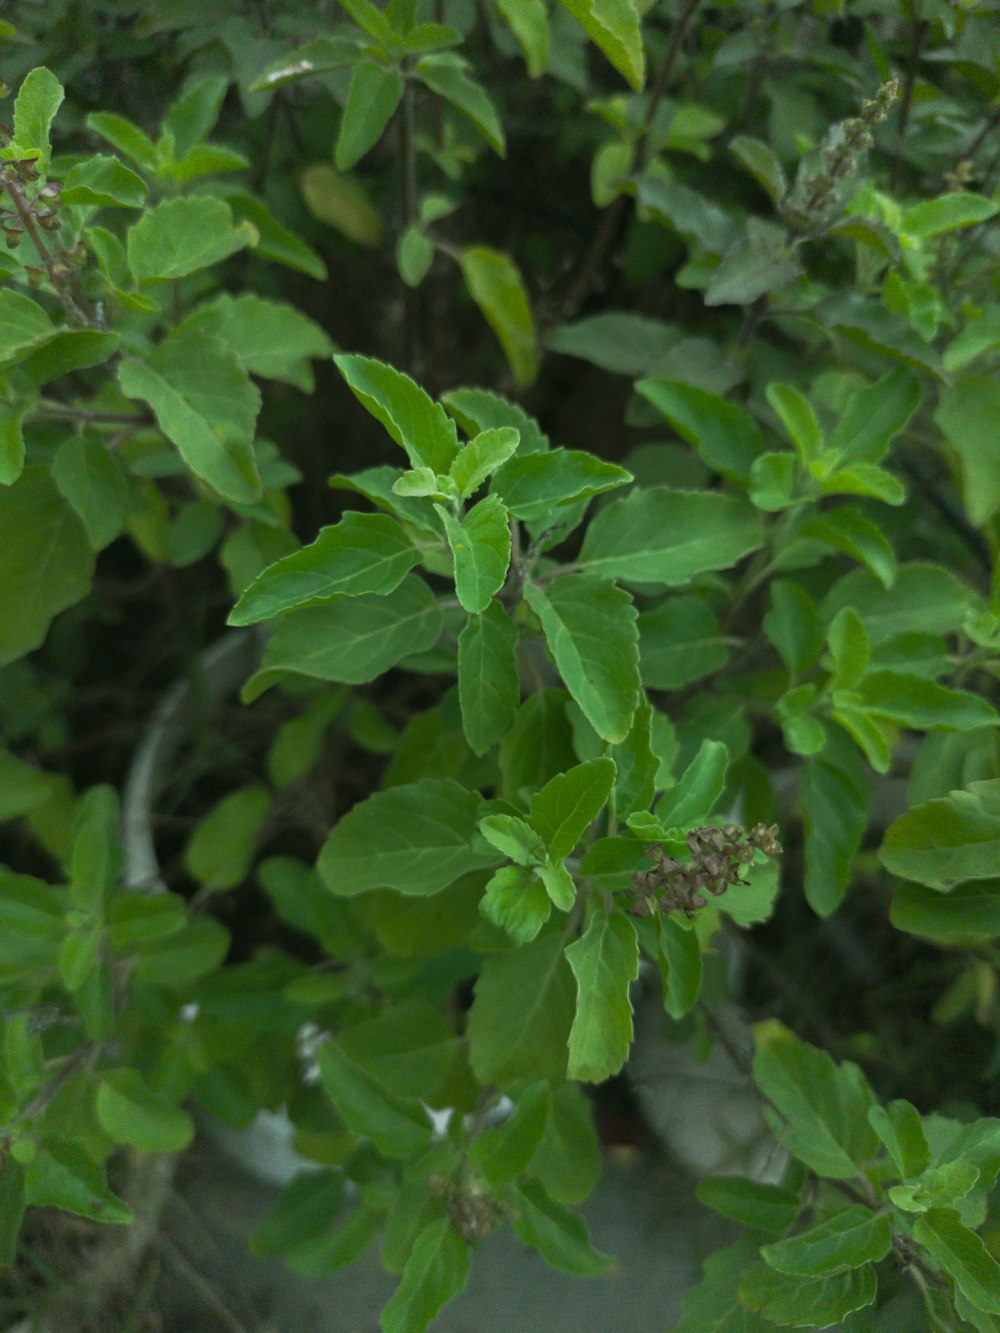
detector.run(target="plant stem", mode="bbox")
[38,399,145,426]
[3,172,94,326]
[556,0,702,324]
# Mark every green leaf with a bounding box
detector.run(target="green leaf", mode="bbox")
[245,574,441,696]
[868,1099,930,1179]
[798,508,896,589]
[85,110,158,171]
[857,672,998,731]
[739,1262,877,1327]
[565,909,638,1082]
[579,487,762,586]
[705,221,800,306]
[12,67,63,170]
[945,309,1000,374]
[508,1176,614,1274]
[459,246,537,386]
[338,1001,458,1099]
[903,193,998,240]
[827,368,921,467]
[611,695,658,819]
[96,1068,194,1152]
[26,1141,131,1225]
[249,1170,346,1259]
[880,780,1000,890]
[118,331,261,505]
[127,196,255,283]
[51,436,129,551]
[657,915,702,1019]
[637,596,729,691]
[436,493,511,613]
[397,225,434,287]
[752,1020,878,1179]
[229,514,418,625]
[535,860,577,911]
[480,864,551,942]
[635,379,766,481]
[467,930,575,1083]
[548,312,678,377]
[831,694,893,775]
[827,607,870,690]
[179,293,331,389]
[491,448,630,522]
[0,467,94,667]
[335,354,458,473]
[184,785,269,891]
[479,813,547,865]
[318,1041,432,1159]
[674,1238,773,1333]
[935,374,1000,526]
[293,164,380,240]
[717,856,781,929]
[0,291,55,370]
[164,74,228,154]
[730,135,786,203]
[457,601,520,756]
[914,1209,1000,1316]
[749,451,797,511]
[890,881,1000,942]
[822,563,975,643]
[470,1082,550,1185]
[890,1161,981,1214]
[556,0,645,90]
[766,383,823,466]
[70,784,121,913]
[696,1176,800,1233]
[441,388,549,455]
[763,580,824,675]
[524,575,639,744]
[415,54,505,156]
[530,758,616,860]
[381,1218,470,1333]
[495,0,550,75]
[133,916,230,986]
[819,462,906,506]
[60,153,147,208]
[319,777,496,897]
[226,188,327,280]
[500,689,576,802]
[656,739,728,829]
[0,747,55,819]
[336,62,403,170]
[800,745,869,917]
[449,426,520,500]
[761,1204,891,1277]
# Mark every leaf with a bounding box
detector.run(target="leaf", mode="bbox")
[250,35,363,92]
[635,379,766,481]
[535,860,577,910]
[127,196,254,283]
[548,313,678,377]
[857,672,998,731]
[245,574,441,696]
[739,1262,878,1327]
[579,487,763,586]
[230,514,418,624]
[730,135,786,203]
[696,1177,800,1234]
[338,1001,458,1099]
[60,154,146,208]
[914,1209,1000,1315]
[467,931,575,1083]
[890,881,1000,942]
[658,915,702,1018]
[459,245,537,386]
[381,1218,470,1333]
[529,758,616,860]
[674,1238,773,1333]
[705,221,800,306]
[397,225,434,287]
[442,387,549,455]
[85,110,158,171]
[70,784,121,914]
[457,601,520,756]
[868,1099,930,1179]
[163,74,228,154]
[491,447,630,522]
[935,374,1000,526]
[12,67,63,170]
[0,467,94,667]
[761,1205,891,1277]
[26,1141,131,1225]
[752,1020,878,1179]
[300,164,382,246]
[509,1177,614,1274]
[565,909,638,1082]
[767,383,823,467]
[449,426,520,499]
[51,436,130,551]
[556,0,645,90]
[414,54,505,156]
[763,580,824,675]
[800,744,869,917]
[335,62,402,170]
[226,188,327,279]
[436,493,511,613]
[184,785,269,891]
[479,814,547,865]
[179,292,331,388]
[637,595,729,690]
[524,575,639,743]
[822,563,975,643]
[133,917,230,986]
[319,777,496,898]
[880,780,1000,890]
[480,865,551,942]
[318,1041,432,1159]
[611,695,658,818]
[798,507,896,589]
[827,368,921,467]
[335,354,458,473]
[495,0,550,76]
[470,1083,550,1185]
[249,1170,345,1259]
[118,331,261,505]
[656,739,728,829]
[903,193,998,240]
[96,1068,194,1152]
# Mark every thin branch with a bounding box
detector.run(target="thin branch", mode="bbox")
[38,399,146,426]
[2,171,94,326]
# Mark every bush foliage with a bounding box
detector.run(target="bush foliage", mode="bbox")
[2,0,1000,1328]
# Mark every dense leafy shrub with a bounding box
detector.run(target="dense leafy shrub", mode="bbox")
[2,0,1000,1328]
